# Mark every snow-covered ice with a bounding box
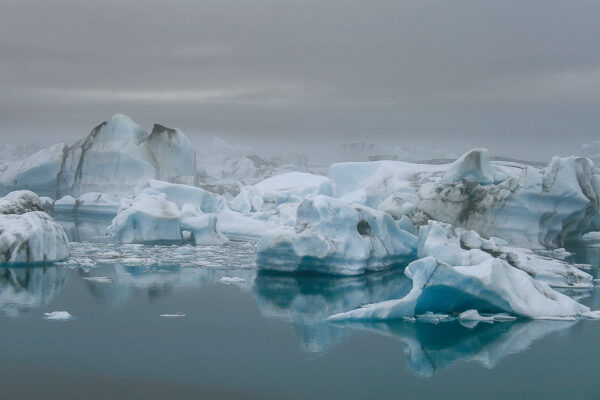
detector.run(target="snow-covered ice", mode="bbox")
[0,190,43,214]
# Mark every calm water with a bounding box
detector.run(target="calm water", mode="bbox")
[0,215,599,400]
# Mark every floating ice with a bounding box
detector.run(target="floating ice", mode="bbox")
[181,206,229,246]
[328,149,600,248]
[418,221,593,288]
[44,311,72,320]
[0,143,68,197]
[0,211,70,263]
[160,312,186,318]
[329,255,590,321]
[82,276,112,283]
[1,114,197,197]
[219,276,246,285]
[107,192,182,244]
[256,195,418,275]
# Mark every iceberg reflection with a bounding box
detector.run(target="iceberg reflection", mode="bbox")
[252,269,412,351]
[78,263,256,304]
[333,319,576,377]
[0,266,68,316]
[253,269,579,375]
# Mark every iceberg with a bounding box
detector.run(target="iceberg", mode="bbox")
[328,255,590,321]
[107,192,182,244]
[1,114,198,197]
[180,205,229,246]
[328,148,600,248]
[144,124,197,185]
[107,188,229,245]
[418,221,592,288]
[0,211,70,263]
[0,143,68,197]
[255,195,418,275]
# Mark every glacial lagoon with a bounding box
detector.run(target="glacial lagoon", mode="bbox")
[0,215,598,400]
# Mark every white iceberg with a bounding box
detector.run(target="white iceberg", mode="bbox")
[180,205,229,246]
[1,114,197,198]
[328,255,590,321]
[328,148,600,249]
[0,143,68,197]
[418,221,593,288]
[255,195,418,275]
[0,211,70,263]
[107,192,182,244]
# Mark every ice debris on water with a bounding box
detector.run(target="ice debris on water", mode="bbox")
[44,311,73,321]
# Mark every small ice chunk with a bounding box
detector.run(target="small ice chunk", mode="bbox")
[44,311,72,320]
[159,312,186,318]
[581,310,600,319]
[459,309,494,322]
[219,276,246,285]
[82,276,112,283]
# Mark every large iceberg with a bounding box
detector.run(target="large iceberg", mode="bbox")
[255,195,418,275]
[0,143,68,197]
[0,114,198,197]
[329,254,590,321]
[328,148,600,249]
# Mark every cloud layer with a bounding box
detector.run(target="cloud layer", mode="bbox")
[1,0,599,160]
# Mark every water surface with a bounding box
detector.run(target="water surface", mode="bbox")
[0,216,598,399]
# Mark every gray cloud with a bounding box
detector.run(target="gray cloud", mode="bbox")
[1,0,598,160]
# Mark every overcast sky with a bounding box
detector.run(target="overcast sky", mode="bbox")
[1,0,599,160]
